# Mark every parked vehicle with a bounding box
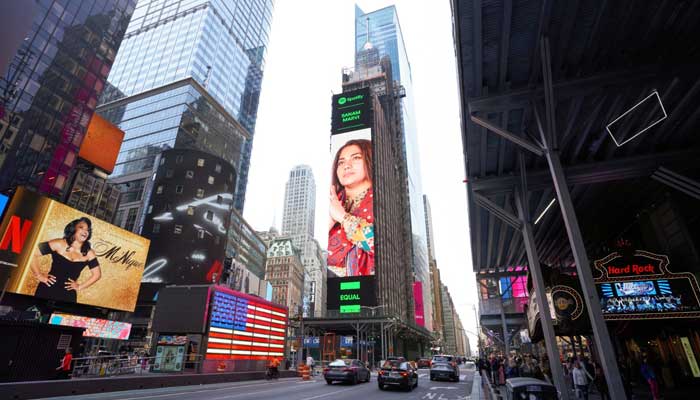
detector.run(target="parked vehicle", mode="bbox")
[505,377,559,400]
[378,360,419,391]
[323,359,370,385]
[430,355,459,382]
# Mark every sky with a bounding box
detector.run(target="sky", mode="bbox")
[243,0,480,353]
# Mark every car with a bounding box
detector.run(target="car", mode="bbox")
[430,355,459,382]
[505,377,559,400]
[323,359,371,385]
[378,360,419,391]
[417,358,431,368]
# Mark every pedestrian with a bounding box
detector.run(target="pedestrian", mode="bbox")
[593,361,609,400]
[306,355,315,375]
[572,360,589,400]
[498,357,505,385]
[56,348,73,380]
[641,357,661,400]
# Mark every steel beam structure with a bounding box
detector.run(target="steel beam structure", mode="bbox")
[470,115,544,156]
[514,188,569,400]
[651,166,700,200]
[470,149,700,194]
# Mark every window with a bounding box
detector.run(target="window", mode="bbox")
[208,176,214,185]
[197,229,205,239]
[176,155,183,164]
[152,223,160,233]
[160,157,166,165]
[196,189,204,198]
[197,158,205,167]
[215,163,222,173]
[187,206,195,215]
[147,205,153,214]
[205,211,214,221]
[156,185,164,194]
[186,170,194,179]
[174,225,183,234]
[124,208,139,232]
[217,195,223,204]
[165,169,174,178]
[175,185,183,193]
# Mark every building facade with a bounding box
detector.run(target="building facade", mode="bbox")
[99,0,274,213]
[225,207,268,284]
[280,165,326,317]
[265,237,304,313]
[0,0,135,197]
[355,5,432,332]
[441,283,458,355]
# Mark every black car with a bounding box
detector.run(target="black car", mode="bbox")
[378,360,419,391]
[323,359,371,385]
[430,355,459,382]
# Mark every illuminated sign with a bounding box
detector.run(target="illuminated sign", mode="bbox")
[413,282,425,327]
[594,250,700,320]
[0,193,8,220]
[49,313,132,340]
[331,87,372,134]
[327,276,377,312]
[78,114,125,173]
[681,337,700,378]
[2,187,150,311]
[205,288,288,361]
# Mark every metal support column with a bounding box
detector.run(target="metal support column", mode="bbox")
[544,150,626,399]
[515,186,570,400]
[500,300,510,355]
[536,34,627,398]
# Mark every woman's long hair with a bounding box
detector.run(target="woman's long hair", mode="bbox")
[331,139,373,196]
[63,217,93,256]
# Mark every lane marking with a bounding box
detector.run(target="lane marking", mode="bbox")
[429,386,458,390]
[298,386,358,400]
[111,379,298,400]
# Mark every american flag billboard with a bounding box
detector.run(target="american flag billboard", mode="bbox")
[205,289,287,360]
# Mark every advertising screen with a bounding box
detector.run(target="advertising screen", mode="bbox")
[597,278,700,315]
[413,281,425,326]
[78,113,125,173]
[1,187,150,311]
[49,312,132,339]
[331,87,372,134]
[328,128,374,278]
[327,275,377,312]
[0,193,8,220]
[205,288,288,361]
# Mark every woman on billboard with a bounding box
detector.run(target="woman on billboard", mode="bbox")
[31,217,101,303]
[328,139,375,277]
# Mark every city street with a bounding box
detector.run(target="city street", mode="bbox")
[39,366,476,400]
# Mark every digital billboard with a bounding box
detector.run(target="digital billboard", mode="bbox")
[205,288,288,361]
[594,250,700,320]
[328,128,374,278]
[327,276,377,312]
[49,312,132,340]
[331,87,372,134]
[141,149,234,285]
[78,113,125,174]
[0,187,150,311]
[413,282,425,327]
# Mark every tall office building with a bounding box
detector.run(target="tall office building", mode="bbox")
[97,0,274,232]
[281,165,325,317]
[355,6,432,331]
[0,0,136,197]
[423,195,437,263]
[441,283,458,355]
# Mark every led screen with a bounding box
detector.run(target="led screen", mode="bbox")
[328,128,374,278]
[597,278,700,315]
[205,289,287,360]
[49,312,132,339]
[1,187,150,311]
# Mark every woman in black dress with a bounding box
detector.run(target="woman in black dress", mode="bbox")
[30,217,101,303]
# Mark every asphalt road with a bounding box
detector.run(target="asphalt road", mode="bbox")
[40,365,477,400]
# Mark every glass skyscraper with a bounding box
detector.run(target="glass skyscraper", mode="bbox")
[98,0,274,223]
[355,5,433,331]
[0,0,136,198]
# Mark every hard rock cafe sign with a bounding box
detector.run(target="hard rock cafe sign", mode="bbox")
[593,250,700,320]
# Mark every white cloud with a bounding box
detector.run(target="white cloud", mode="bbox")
[243,0,479,353]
